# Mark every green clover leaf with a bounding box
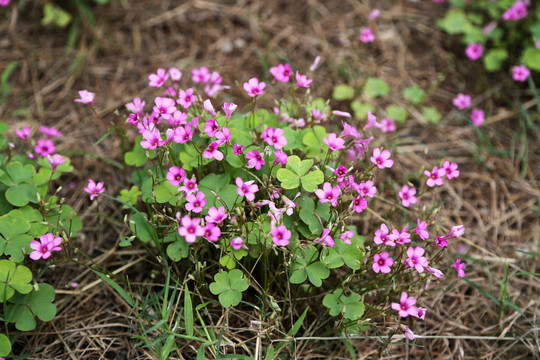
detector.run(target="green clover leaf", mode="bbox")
[323,289,365,320]
[0,260,33,302]
[209,269,249,308]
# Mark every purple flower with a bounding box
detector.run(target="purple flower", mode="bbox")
[435,235,448,248]
[15,126,31,141]
[295,71,313,88]
[262,127,288,150]
[442,161,460,179]
[415,219,429,240]
[352,196,368,213]
[447,225,465,238]
[40,125,63,138]
[177,88,196,109]
[47,154,66,171]
[231,237,248,250]
[203,223,221,242]
[373,223,395,247]
[203,141,224,161]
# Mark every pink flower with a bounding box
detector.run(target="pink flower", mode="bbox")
[312,109,327,123]
[372,252,394,273]
[172,126,193,144]
[399,185,418,207]
[453,258,466,277]
[140,128,165,150]
[153,97,177,121]
[483,22,497,35]
[316,228,335,248]
[323,133,345,151]
[309,55,321,71]
[315,182,341,208]
[231,237,248,250]
[426,266,444,279]
[40,125,63,138]
[391,292,419,318]
[34,138,55,157]
[274,150,288,166]
[334,165,348,178]
[393,225,411,245]
[340,121,361,139]
[246,150,265,170]
[435,235,448,248]
[415,219,429,241]
[203,141,224,161]
[0,0,11,6]
[360,27,375,43]
[452,93,471,110]
[167,166,186,186]
[270,224,292,246]
[47,154,66,171]
[356,180,377,198]
[270,63,292,83]
[84,179,105,200]
[192,66,211,83]
[236,177,259,202]
[424,166,445,187]
[262,127,288,150]
[177,88,196,109]
[233,144,244,154]
[465,43,483,60]
[379,118,396,133]
[177,215,204,243]
[169,67,182,81]
[215,127,231,145]
[127,97,145,114]
[74,90,95,106]
[185,191,206,213]
[503,0,528,21]
[15,126,31,141]
[203,223,221,242]
[352,196,368,213]
[223,102,237,119]
[295,71,313,88]
[179,176,198,194]
[365,111,380,130]
[29,233,62,260]
[512,65,530,82]
[243,77,266,97]
[417,307,427,320]
[369,8,380,20]
[338,230,354,245]
[442,161,460,179]
[405,246,428,273]
[205,206,228,224]
[447,225,465,238]
[471,108,485,126]
[373,223,395,247]
[148,68,169,87]
[370,147,393,169]
[403,326,415,341]
[203,99,216,117]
